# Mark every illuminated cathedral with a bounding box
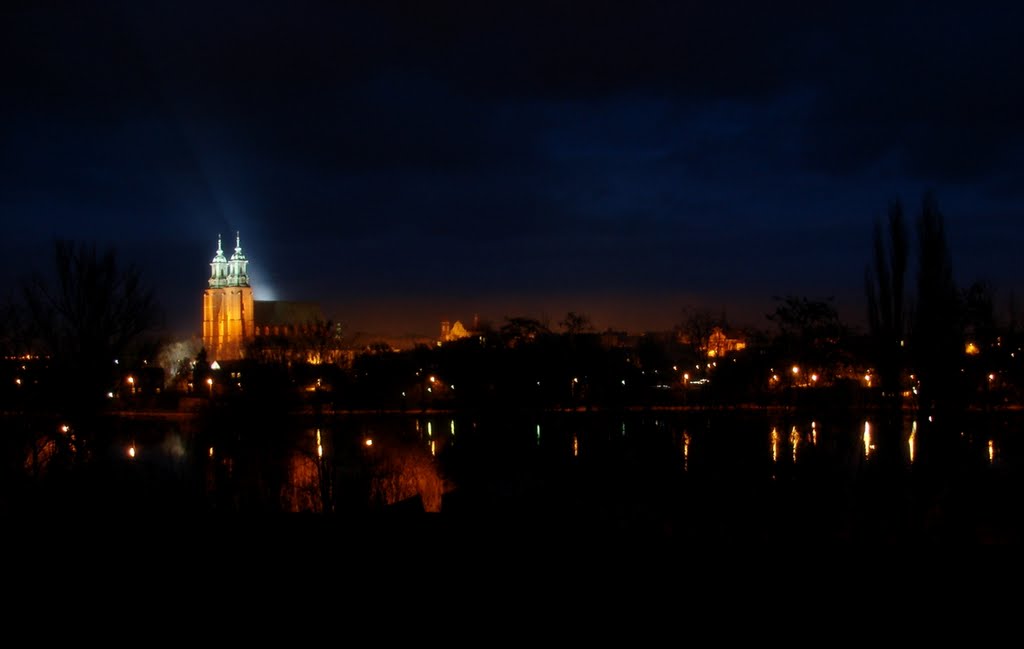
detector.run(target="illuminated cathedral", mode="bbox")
[202,233,254,361]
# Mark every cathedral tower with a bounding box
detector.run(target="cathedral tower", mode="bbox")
[202,233,254,361]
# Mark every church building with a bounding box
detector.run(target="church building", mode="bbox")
[202,233,254,362]
[201,234,333,364]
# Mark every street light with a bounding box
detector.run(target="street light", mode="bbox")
[206,377,214,397]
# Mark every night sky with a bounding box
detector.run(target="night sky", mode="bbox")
[3,1,1023,341]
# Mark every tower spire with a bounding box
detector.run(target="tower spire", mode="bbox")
[227,231,249,287]
[203,231,255,363]
[209,233,228,288]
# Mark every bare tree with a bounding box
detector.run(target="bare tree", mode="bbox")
[559,311,593,335]
[500,316,550,347]
[21,240,161,417]
[675,307,726,360]
[911,193,964,418]
[865,200,909,403]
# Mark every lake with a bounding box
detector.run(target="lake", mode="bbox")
[4,406,1021,542]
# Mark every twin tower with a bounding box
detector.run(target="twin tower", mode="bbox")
[202,233,253,361]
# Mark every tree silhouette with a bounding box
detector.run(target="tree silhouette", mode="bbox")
[864,200,909,405]
[21,240,161,419]
[961,280,999,408]
[910,193,964,420]
[559,311,593,335]
[675,306,726,362]
[500,316,550,347]
[766,295,845,382]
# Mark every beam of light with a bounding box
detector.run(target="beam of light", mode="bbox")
[989,439,995,464]
[770,426,779,463]
[536,424,541,446]
[427,421,433,437]
[573,433,579,458]
[863,420,873,459]
[247,259,277,301]
[790,426,800,463]
[316,428,323,459]
[128,444,136,459]
[430,439,436,457]
[450,419,455,436]
[811,420,817,446]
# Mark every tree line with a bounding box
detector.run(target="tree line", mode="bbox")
[2,192,1021,420]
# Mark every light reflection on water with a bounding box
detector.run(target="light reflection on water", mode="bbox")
[12,409,1021,537]
[790,426,800,463]
[771,426,780,463]
[682,431,690,472]
[909,420,917,464]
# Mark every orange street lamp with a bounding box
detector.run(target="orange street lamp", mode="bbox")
[206,377,214,397]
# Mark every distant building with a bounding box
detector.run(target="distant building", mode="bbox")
[440,319,474,343]
[705,326,747,358]
[251,300,348,365]
[202,233,254,362]
[201,234,335,364]
[254,301,325,336]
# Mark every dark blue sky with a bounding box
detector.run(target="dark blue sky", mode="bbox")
[3,1,1023,340]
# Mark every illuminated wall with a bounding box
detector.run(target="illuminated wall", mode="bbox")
[203,285,255,361]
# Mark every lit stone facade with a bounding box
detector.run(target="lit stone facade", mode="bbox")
[202,233,254,361]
